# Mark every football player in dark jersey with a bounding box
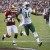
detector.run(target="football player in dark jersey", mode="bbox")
[2,8,20,45]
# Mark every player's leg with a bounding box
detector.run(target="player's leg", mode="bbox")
[29,23,42,46]
[2,26,12,40]
[46,18,49,24]
[12,25,18,45]
[18,21,26,36]
[20,26,26,36]
[24,24,29,36]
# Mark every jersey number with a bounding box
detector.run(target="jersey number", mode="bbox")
[25,12,30,18]
[7,17,15,22]
[12,18,15,22]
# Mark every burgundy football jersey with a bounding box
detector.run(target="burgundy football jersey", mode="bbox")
[5,11,16,26]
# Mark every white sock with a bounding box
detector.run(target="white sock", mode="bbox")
[13,38,17,43]
[4,34,6,38]
[33,32,41,44]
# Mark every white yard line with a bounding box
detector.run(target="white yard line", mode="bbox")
[0,38,50,42]
[16,47,36,50]
[0,40,50,42]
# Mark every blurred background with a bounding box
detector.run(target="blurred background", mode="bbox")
[0,0,50,14]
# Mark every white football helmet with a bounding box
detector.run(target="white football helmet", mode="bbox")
[23,1,30,9]
[23,1,29,6]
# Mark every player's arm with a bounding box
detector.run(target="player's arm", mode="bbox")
[4,12,8,22]
[15,8,22,23]
[16,14,21,23]
[29,8,35,15]
[4,12,11,22]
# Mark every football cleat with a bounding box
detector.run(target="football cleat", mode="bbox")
[20,31,23,36]
[12,43,16,45]
[2,35,5,40]
[38,42,42,47]
[2,34,6,40]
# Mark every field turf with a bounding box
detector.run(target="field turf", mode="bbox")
[0,13,50,50]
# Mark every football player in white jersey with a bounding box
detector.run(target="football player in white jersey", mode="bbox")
[19,1,42,46]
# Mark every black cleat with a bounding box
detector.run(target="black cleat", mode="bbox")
[38,42,42,47]
[20,31,23,36]
[2,35,5,40]
[12,43,16,45]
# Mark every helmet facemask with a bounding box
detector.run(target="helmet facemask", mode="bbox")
[25,4,30,10]
[23,2,30,9]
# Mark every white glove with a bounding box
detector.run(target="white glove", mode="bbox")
[18,22,24,27]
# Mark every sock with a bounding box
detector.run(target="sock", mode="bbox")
[4,34,6,38]
[33,32,41,44]
[13,33,18,44]
[13,38,17,44]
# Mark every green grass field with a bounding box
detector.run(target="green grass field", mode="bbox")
[0,13,50,50]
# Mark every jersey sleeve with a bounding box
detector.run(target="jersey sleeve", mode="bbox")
[5,12,8,19]
[29,8,32,13]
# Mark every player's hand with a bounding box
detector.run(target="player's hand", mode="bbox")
[18,22,24,27]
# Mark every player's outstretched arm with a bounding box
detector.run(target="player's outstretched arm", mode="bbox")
[16,15,21,23]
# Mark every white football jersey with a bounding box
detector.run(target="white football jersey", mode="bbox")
[21,7,32,24]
